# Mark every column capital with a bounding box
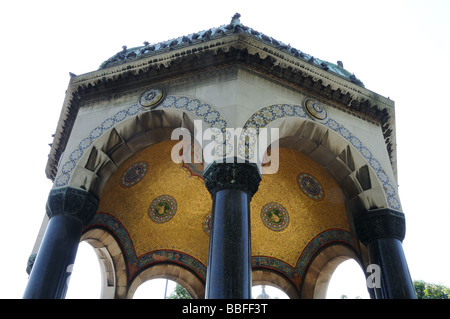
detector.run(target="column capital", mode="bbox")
[354,208,406,246]
[203,159,262,198]
[46,187,99,226]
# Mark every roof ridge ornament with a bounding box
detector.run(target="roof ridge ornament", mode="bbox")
[230,13,241,27]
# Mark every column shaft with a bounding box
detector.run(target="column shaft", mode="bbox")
[355,208,416,299]
[205,188,251,299]
[23,215,82,299]
[203,159,261,299]
[23,187,98,299]
[368,238,416,299]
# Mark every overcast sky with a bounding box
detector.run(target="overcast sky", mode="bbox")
[1,0,449,299]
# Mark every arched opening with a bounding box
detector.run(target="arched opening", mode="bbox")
[133,278,182,299]
[252,284,290,299]
[301,244,363,299]
[252,269,298,299]
[326,259,370,299]
[61,100,395,300]
[245,113,399,298]
[66,241,102,299]
[80,228,127,298]
[127,264,205,299]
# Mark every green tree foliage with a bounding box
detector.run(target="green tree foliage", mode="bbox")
[167,284,192,299]
[340,294,361,299]
[414,280,449,299]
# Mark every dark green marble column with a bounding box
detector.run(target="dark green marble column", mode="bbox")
[23,187,98,299]
[203,159,261,299]
[355,208,416,299]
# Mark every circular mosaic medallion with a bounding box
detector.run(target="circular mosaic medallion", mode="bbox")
[298,173,324,200]
[139,88,165,108]
[148,195,177,223]
[261,202,289,232]
[120,161,149,187]
[304,99,327,120]
[203,213,212,236]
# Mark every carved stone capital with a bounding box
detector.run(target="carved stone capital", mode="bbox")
[354,208,406,246]
[46,187,99,226]
[203,159,262,198]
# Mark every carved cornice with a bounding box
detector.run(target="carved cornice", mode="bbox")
[46,32,397,181]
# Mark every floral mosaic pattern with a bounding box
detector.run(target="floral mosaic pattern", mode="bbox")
[243,103,401,210]
[251,256,296,280]
[251,229,357,290]
[136,249,206,280]
[160,95,231,159]
[295,229,355,280]
[86,212,207,282]
[244,104,307,131]
[324,118,400,210]
[240,104,306,160]
[159,96,227,132]
[54,94,228,187]
[178,143,205,181]
[87,214,356,291]
[55,103,141,187]
[203,213,212,236]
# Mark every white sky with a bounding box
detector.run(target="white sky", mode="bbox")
[1,0,449,299]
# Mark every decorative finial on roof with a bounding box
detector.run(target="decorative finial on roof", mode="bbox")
[337,60,344,68]
[231,13,241,26]
[143,41,149,46]
[122,45,127,51]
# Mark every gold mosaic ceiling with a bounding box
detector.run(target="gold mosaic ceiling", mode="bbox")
[96,139,352,274]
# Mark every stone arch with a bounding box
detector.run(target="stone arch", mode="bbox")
[242,103,398,298]
[73,109,196,199]
[242,103,401,213]
[127,264,205,299]
[252,269,298,299]
[300,243,363,299]
[84,209,209,298]
[80,228,128,298]
[55,94,228,199]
